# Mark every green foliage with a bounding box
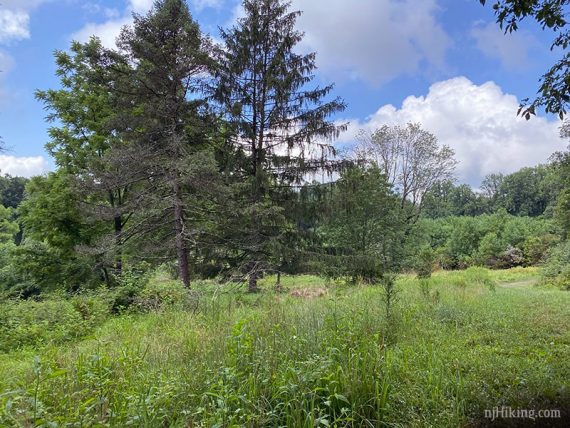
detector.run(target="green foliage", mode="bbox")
[0,175,28,209]
[475,232,505,265]
[8,240,85,294]
[415,246,437,279]
[422,165,558,219]
[318,166,406,282]
[523,233,559,265]
[0,204,18,244]
[0,295,110,353]
[19,172,94,251]
[480,0,570,117]
[541,240,570,289]
[1,269,568,426]
[421,181,471,218]
[499,165,557,217]
[214,0,346,290]
[419,211,556,269]
[462,266,496,291]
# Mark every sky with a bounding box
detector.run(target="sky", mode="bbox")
[0,0,566,186]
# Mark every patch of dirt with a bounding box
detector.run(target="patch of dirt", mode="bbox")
[498,278,538,289]
[289,287,328,299]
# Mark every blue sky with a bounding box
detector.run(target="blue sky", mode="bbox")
[0,0,566,185]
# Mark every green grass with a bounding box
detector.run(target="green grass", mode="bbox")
[0,268,569,427]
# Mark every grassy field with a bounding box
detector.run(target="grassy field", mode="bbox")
[0,267,569,427]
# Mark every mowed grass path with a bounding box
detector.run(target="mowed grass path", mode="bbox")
[1,268,569,427]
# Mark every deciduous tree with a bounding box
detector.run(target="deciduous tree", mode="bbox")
[355,123,457,223]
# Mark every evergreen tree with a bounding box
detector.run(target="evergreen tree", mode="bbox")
[99,0,214,288]
[319,166,405,283]
[214,0,346,291]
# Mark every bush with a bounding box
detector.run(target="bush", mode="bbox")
[0,295,111,353]
[108,264,152,313]
[415,246,436,279]
[475,232,505,266]
[496,246,524,269]
[523,234,559,265]
[542,241,570,289]
[133,280,198,312]
[419,214,557,270]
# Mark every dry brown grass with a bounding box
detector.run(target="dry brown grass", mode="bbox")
[289,287,328,299]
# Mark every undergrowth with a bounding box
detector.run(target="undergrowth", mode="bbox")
[0,268,568,427]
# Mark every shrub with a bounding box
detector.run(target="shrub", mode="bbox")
[133,280,197,312]
[542,241,570,290]
[497,246,524,269]
[523,234,559,266]
[415,246,436,279]
[0,295,111,353]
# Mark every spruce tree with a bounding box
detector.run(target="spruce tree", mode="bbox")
[101,0,213,288]
[214,0,346,291]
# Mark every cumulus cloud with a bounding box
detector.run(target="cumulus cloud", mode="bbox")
[0,155,49,177]
[0,0,51,44]
[337,77,562,186]
[72,17,131,48]
[471,22,538,69]
[71,1,149,48]
[290,0,451,86]
[73,0,223,48]
[0,9,30,43]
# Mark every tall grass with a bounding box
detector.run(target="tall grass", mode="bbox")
[0,268,569,427]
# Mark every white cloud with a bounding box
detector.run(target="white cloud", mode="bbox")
[0,9,30,43]
[129,0,154,13]
[72,17,132,48]
[192,0,224,11]
[0,155,49,177]
[472,22,538,69]
[290,0,451,86]
[0,0,52,44]
[73,0,223,48]
[0,0,51,103]
[337,77,562,186]
[72,1,154,48]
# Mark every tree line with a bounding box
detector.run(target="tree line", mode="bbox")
[1,0,570,297]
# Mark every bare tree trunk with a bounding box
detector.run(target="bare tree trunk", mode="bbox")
[173,180,190,288]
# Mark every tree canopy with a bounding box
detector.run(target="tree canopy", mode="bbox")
[480,0,570,118]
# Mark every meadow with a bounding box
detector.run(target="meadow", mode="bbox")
[0,267,569,427]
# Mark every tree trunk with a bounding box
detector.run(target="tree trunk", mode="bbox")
[102,267,111,288]
[173,180,190,288]
[248,266,259,293]
[114,214,123,276]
